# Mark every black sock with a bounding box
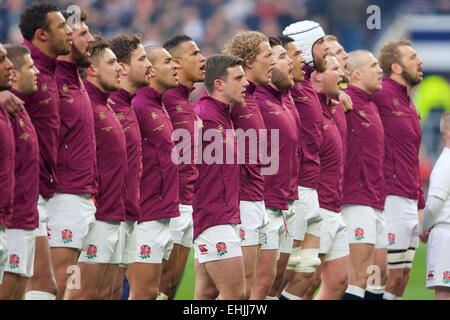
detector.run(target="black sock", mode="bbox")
[341,292,364,300]
[364,291,384,300]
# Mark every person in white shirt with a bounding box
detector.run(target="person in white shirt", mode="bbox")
[421,112,450,300]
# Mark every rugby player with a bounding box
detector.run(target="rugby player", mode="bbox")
[192,54,247,300]
[108,33,152,299]
[160,35,205,300]
[372,39,424,300]
[255,37,299,300]
[421,112,450,300]
[222,30,275,300]
[129,46,180,299]
[314,54,349,300]
[19,2,72,300]
[340,50,387,300]
[281,21,327,300]
[0,43,15,287]
[48,11,97,299]
[0,45,39,299]
[65,37,126,300]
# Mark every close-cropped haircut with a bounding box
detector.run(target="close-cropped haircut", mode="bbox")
[278,35,295,50]
[163,35,193,57]
[378,39,413,76]
[223,31,269,64]
[109,33,142,64]
[268,36,282,48]
[204,54,244,93]
[4,44,30,70]
[19,2,60,41]
[89,36,110,62]
[324,34,338,42]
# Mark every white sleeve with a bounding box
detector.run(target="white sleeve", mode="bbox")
[422,195,446,231]
[428,152,450,201]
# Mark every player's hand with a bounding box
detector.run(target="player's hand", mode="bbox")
[339,91,353,112]
[419,228,431,244]
[0,91,24,117]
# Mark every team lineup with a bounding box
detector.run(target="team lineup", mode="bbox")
[0,1,449,301]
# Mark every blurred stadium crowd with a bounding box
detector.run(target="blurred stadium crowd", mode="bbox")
[1,0,450,54]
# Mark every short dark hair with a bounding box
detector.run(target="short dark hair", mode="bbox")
[4,44,30,70]
[268,36,282,48]
[109,33,142,64]
[89,36,110,61]
[278,35,295,50]
[204,54,244,93]
[163,35,193,57]
[19,2,60,41]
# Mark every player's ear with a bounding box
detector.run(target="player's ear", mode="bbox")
[213,79,224,93]
[85,63,97,77]
[391,62,402,76]
[35,28,49,43]
[119,62,129,76]
[10,69,19,84]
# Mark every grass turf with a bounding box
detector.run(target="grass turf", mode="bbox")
[174,244,434,300]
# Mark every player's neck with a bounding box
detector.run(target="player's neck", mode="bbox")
[177,73,194,90]
[57,54,75,64]
[445,136,450,149]
[120,77,137,95]
[31,40,58,59]
[349,81,371,95]
[390,74,412,94]
[244,69,258,85]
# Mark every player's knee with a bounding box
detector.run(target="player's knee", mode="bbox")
[287,247,302,270]
[294,248,321,273]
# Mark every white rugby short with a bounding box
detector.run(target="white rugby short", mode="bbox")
[293,187,322,241]
[129,219,173,264]
[384,196,419,269]
[46,193,96,249]
[319,208,349,262]
[5,228,36,277]
[78,221,122,264]
[260,205,293,251]
[279,201,296,254]
[342,205,388,248]
[239,200,269,247]
[36,195,49,238]
[194,224,242,264]
[119,220,136,267]
[0,226,7,284]
[426,224,450,288]
[169,204,194,248]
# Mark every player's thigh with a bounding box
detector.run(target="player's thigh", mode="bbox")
[204,256,245,295]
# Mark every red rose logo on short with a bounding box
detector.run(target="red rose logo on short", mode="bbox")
[388,233,396,246]
[8,254,20,269]
[216,242,228,256]
[239,228,246,241]
[61,229,73,244]
[86,244,98,259]
[139,245,151,259]
[199,244,208,255]
[355,228,365,241]
[443,271,450,284]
